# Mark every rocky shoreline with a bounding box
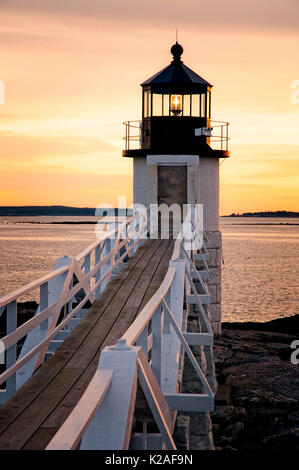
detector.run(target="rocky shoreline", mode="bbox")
[211,315,299,450]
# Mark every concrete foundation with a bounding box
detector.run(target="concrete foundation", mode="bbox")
[206,230,222,335]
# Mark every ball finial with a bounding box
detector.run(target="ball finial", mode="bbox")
[171,42,183,62]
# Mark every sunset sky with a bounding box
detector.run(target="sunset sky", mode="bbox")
[0,0,298,214]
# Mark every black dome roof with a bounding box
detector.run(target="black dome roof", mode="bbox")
[141,43,212,88]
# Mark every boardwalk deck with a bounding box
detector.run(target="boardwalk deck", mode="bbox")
[0,239,174,450]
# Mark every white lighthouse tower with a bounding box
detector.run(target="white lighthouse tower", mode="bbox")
[123,43,230,334]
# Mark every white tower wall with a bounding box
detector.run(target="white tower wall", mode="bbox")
[199,157,219,231]
[133,158,147,207]
[132,154,222,335]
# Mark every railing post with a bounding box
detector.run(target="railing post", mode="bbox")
[226,123,228,151]
[161,259,185,395]
[221,124,223,151]
[6,300,17,398]
[80,339,139,450]
[15,256,72,391]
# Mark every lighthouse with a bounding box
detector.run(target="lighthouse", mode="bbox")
[123,43,229,334]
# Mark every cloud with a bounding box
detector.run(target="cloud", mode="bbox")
[0,31,61,46]
[0,131,114,162]
[0,172,133,206]
[2,0,299,32]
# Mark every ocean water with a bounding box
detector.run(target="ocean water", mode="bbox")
[221,218,298,322]
[0,216,298,323]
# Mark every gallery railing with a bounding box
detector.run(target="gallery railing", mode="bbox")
[123,119,230,152]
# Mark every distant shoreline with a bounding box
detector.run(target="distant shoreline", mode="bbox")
[0,206,298,218]
[1,221,298,226]
[223,211,299,218]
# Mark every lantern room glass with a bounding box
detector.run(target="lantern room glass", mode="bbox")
[143,91,211,118]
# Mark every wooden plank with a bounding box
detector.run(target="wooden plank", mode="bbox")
[101,240,172,349]
[23,239,168,450]
[0,239,164,450]
[65,239,164,368]
[123,268,175,346]
[0,240,154,446]
[135,241,174,318]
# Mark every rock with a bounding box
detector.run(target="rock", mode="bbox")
[211,315,299,450]
[189,412,212,436]
[222,314,299,336]
[288,412,299,423]
[225,421,245,437]
[215,384,231,405]
[173,416,190,450]
[211,406,246,424]
[260,427,299,451]
[190,431,214,450]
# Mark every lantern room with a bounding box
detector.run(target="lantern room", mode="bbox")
[142,43,211,120]
[123,42,229,158]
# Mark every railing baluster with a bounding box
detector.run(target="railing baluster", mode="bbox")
[94,245,101,298]
[221,124,223,151]
[6,300,17,398]
[136,326,148,357]
[151,306,162,384]
[40,281,49,334]
[84,254,91,289]
[162,292,171,334]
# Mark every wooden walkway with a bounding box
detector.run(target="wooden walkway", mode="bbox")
[0,239,174,450]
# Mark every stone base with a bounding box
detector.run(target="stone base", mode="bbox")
[203,230,222,335]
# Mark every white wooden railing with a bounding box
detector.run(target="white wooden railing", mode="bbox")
[0,209,149,403]
[46,207,214,450]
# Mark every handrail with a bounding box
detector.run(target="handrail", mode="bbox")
[0,212,145,309]
[0,209,149,399]
[1,205,215,450]
[0,264,70,308]
[122,267,176,346]
[45,205,214,450]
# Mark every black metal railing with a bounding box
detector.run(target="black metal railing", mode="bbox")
[123,120,230,152]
